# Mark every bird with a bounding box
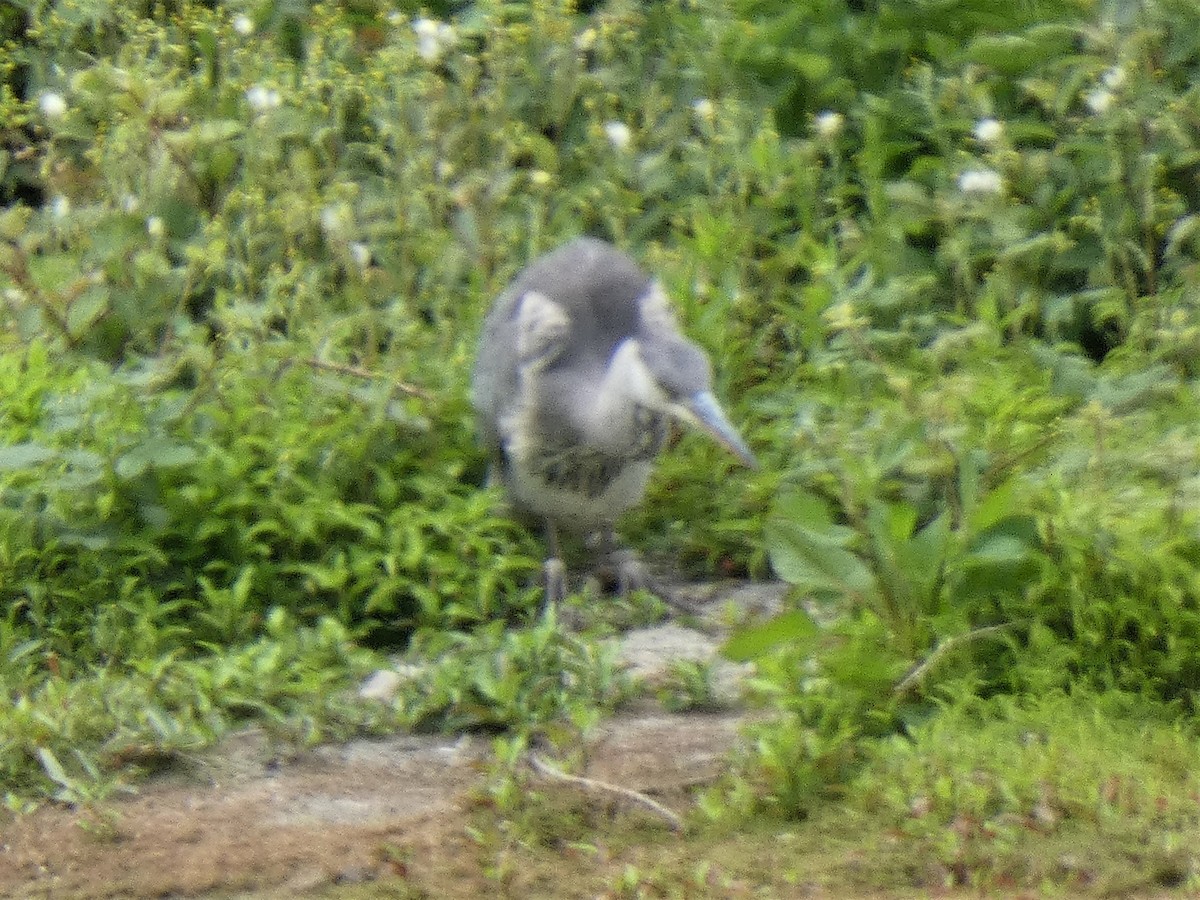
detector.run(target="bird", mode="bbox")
[472,237,757,605]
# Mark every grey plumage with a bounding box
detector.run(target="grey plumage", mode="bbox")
[472,237,756,603]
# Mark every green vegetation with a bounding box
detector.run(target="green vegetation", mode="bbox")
[5,0,1200,891]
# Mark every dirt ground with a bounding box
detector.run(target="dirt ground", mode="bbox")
[0,583,785,900]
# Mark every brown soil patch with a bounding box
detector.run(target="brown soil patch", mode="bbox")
[0,713,747,898]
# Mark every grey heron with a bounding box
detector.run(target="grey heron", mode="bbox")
[472,237,756,604]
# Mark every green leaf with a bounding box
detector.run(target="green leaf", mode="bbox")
[877,500,918,544]
[967,476,1019,535]
[0,203,32,240]
[195,119,244,145]
[897,512,951,608]
[770,487,857,543]
[968,516,1041,560]
[957,516,1045,599]
[36,747,72,789]
[115,439,198,479]
[67,286,110,338]
[962,33,1071,75]
[722,610,819,662]
[0,442,57,471]
[766,518,879,601]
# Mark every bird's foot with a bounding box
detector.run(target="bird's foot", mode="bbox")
[542,556,568,610]
[589,546,672,607]
[608,547,652,598]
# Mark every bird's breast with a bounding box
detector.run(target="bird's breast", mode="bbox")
[501,405,667,529]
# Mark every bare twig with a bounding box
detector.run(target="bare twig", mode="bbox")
[526,751,684,833]
[303,357,431,400]
[894,622,1019,696]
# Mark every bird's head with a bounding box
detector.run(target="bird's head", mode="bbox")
[508,264,757,468]
[606,287,758,468]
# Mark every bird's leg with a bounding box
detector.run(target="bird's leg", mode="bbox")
[542,520,568,609]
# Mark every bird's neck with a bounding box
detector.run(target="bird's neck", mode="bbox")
[569,340,661,453]
[591,340,646,420]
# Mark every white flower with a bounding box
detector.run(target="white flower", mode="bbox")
[958,167,1004,196]
[232,14,254,36]
[146,216,165,239]
[245,84,281,112]
[50,195,70,219]
[349,242,371,268]
[320,204,352,238]
[121,194,140,214]
[1102,66,1126,90]
[413,18,455,62]
[604,120,632,151]
[575,28,597,52]
[692,98,715,122]
[814,110,844,139]
[1085,88,1113,114]
[974,117,1003,144]
[39,92,67,120]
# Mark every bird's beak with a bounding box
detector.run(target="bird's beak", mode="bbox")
[677,391,758,468]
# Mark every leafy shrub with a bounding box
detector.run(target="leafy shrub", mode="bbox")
[724,0,1094,135]
[396,612,634,733]
[1,610,378,806]
[726,298,1200,820]
[0,339,540,662]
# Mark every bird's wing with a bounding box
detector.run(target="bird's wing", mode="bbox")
[515,290,570,366]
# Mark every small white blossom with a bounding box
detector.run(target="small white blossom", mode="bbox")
[575,27,597,52]
[974,117,1003,144]
[4,287,27,305]
[320,204,352,239]
[1102,66,1126,90]
[1085,88,1114,114]
[245,84,281,112]
[349,242,371,268]
[50,195,70,219]
[121,194,140,214]
[692,98,715,122]
[246,85,268,111]
[387,11,406,25]
[604,120,632,151]
[413,18,455,62]
[39,92,67,120]
[958,167,1004,196]
[232,14,254,36]
[814,110,845,139]
[146,216,165,239]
